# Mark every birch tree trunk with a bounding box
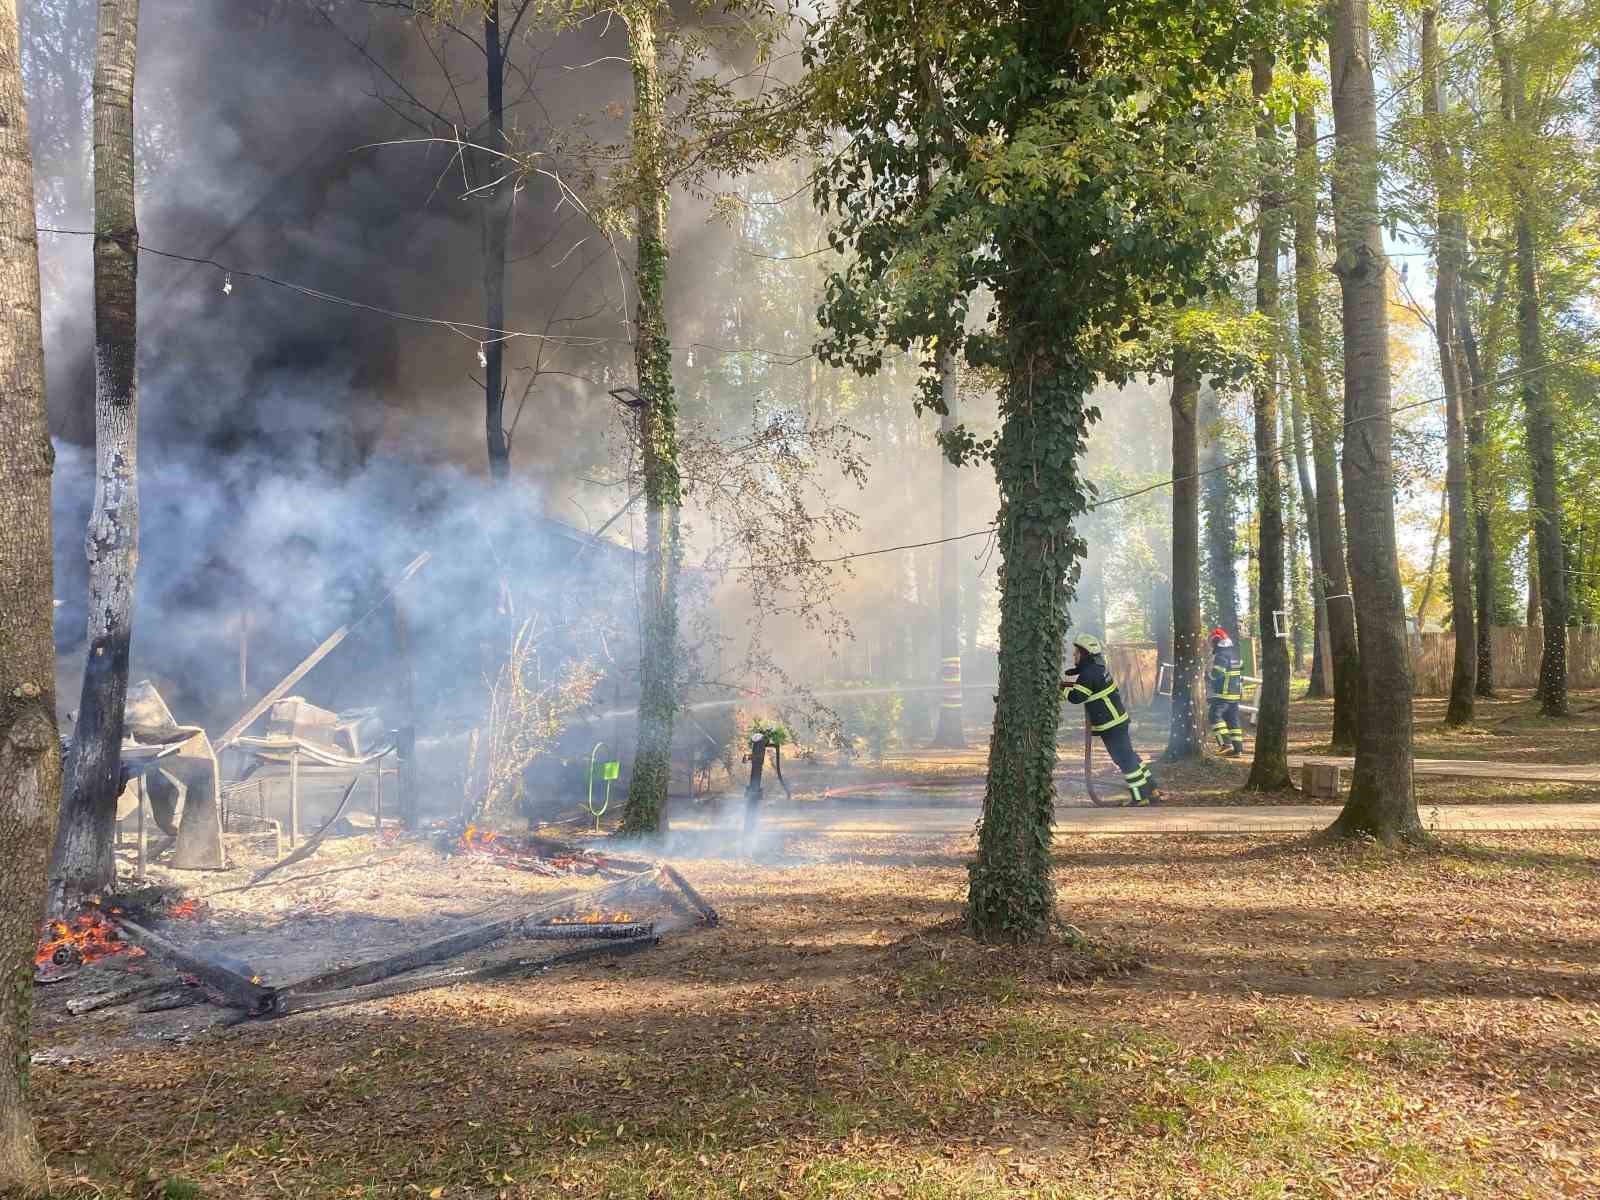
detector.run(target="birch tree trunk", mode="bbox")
[51,0,140,911]
[1326,0,1420,841]
[1246,50,1292,792]
[0,0,62,1184]
[1294,98,1360,750]
[619,0,682,834]
[1165,346,1206,761]
[1486,0,1567,715]
[1421,5,1476,725]
[482,0,510,482]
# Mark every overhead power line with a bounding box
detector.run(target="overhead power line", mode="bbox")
[35,226,813,364]
[731,345,1600,573]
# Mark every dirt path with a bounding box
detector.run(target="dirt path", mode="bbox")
[1287,754,1600,783]
[673,796,1600,842]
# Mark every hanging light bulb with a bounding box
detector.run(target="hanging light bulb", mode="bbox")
[478,342,488,369]
[222,271,232,296]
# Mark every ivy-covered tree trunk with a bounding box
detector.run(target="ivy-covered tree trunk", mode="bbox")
[933,350,965,747]
[1165,345,1206,761]
[1487,0,1567,716]
[968,323,1086,942]
[1198,382,1240,637]
[1325,0,1420,842]
[619,0,681,835]
[1246,50,1292,792]
[482,0,510,483]
[1421,6,1476,726]
[1294,99,1359,750]
[51,0,140,912]
[1454,282,1496,696]
[0,0,61,1184]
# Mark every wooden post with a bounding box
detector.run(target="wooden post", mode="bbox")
[391,595,419,829]
[136,774,147,882]
[289,746,300,847]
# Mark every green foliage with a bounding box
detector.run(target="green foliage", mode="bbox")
[833,689,902,766]
[807,0,1294,940]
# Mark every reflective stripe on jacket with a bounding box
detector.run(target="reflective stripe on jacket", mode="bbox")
[1209,646,1242,701]
[1063,656,1130,732]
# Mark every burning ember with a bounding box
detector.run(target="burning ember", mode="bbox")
[35,912,145,969]
[453,825,624,878]
[546,911,635,925]
[460,824,500,851]
[169,898,204,920]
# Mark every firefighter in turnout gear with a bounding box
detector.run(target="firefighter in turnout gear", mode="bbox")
[1207,627,1246,757]
[1062,634,1162,807]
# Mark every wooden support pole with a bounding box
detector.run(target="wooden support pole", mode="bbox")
[289,747,300,846]
[215,552,430,750]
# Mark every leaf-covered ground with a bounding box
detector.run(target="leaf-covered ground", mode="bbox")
[1286,688,1600,764]
[32,827,1600,1199]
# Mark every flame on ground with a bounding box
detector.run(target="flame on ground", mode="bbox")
[547,911,634,925]
[169,898,203,919]
[459,825,503,852]
[35,912,146,968]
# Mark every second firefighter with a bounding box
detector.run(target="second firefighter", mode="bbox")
[1062,634,1162,807]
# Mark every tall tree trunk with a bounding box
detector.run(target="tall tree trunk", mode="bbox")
[934,356,966,745]
[1286,328,1328,698]
[967,328,1082,942]
[1526,527,1542,628]
[0,0,61,1184]
[1454,279,1497,695]
[1165,346,1206,761]
[482,0,510,482]
[1421,6,1476,725]
[1326,0,1420,841]
[1199,383,1240,637]
[51,0,140,912]
[1247,50,1292,792]
[1294,98,1360,750]
[619,1,681,834]
[1487,0,1567,715]
[1281,402,1308,672]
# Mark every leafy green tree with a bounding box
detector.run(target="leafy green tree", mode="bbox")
[808,0,1279,940]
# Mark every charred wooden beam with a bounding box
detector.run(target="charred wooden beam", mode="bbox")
[273,934,659,1017]
[65,977,177,1015]
[522,922,654,941]
[110,917,275,1014]
[277,871,659,1002]
[660,864,720,927]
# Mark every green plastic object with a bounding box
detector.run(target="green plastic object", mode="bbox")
[585,743,617,830]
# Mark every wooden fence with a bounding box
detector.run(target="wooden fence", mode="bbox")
[1409,625,1600,695]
